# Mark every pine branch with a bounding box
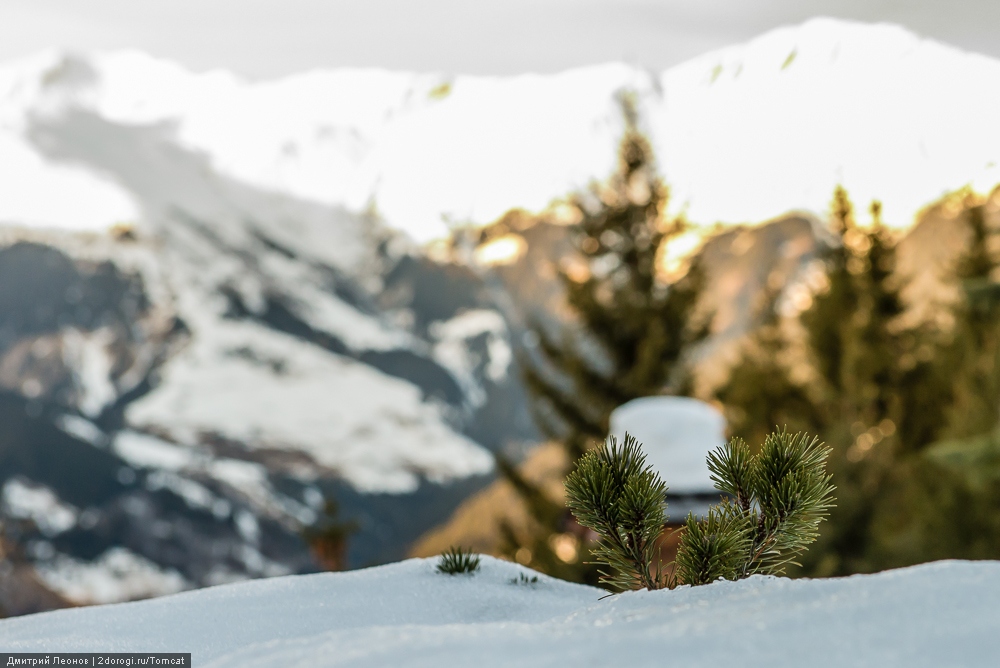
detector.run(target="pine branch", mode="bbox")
[564,433,668,592]
[706,437,754,513]
[673,501,750,586]
[702,429,836,578]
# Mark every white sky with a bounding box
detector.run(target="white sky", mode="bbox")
[0,0,997,78]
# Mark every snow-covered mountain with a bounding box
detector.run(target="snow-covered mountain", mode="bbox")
[4,17,1000,243]
[3,557,998,666]
[1,17,999,612]
[0,215,535,610]
[0,122,535,608]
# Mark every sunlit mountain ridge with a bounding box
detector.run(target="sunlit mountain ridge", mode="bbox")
[2,17,999,244]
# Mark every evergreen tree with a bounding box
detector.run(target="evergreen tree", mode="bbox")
[719,187,955,575]
[862,194,1000,570]
[803,186,861,407]
[800,193,965,574]
[717,285,819,448]
[502,101,709,582]
[803,192,915,440]
[941,197,1000,439]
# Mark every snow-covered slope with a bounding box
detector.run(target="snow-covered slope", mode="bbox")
[3,18,1000,243]
[2,557,997,667]
[0,193,538,603]
[0,124,531,606]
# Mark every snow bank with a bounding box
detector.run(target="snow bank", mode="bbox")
[2,557,997,667]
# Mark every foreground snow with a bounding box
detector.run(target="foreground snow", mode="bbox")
[2,557,997,667]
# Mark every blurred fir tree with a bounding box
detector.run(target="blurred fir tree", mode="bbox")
[868,428,1000,567]
[859,194,1000,570]
[716,284,818,449]
[801,195,927,575]
[941,197,1000,439]
[718,187,957,575]
[500,100,710,583]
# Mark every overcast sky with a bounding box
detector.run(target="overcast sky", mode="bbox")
[1,0,998,78]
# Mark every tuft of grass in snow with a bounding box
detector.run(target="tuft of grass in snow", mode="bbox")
[436,546,481,575]
[509,572,539,586]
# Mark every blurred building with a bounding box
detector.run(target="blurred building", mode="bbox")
[609,396,726,520]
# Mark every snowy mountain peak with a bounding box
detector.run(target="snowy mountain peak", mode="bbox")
[655,17,1000,229]
[4,18,998,244]
[684,17,928,77]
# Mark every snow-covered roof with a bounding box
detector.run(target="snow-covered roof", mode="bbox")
[2,557,996,666]
[609,396,726,495]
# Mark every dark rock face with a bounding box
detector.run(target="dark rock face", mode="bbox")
[0,390,311,583]
[378,253,538,450]
[0,242,153,414]
[0,242,147,341]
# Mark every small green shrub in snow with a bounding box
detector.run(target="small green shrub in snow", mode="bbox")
[436,546,481,575]
[565,429,835,592]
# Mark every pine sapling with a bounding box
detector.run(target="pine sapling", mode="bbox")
[565,427,835,593]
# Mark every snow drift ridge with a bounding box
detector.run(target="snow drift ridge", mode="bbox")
[2,557,997,667]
